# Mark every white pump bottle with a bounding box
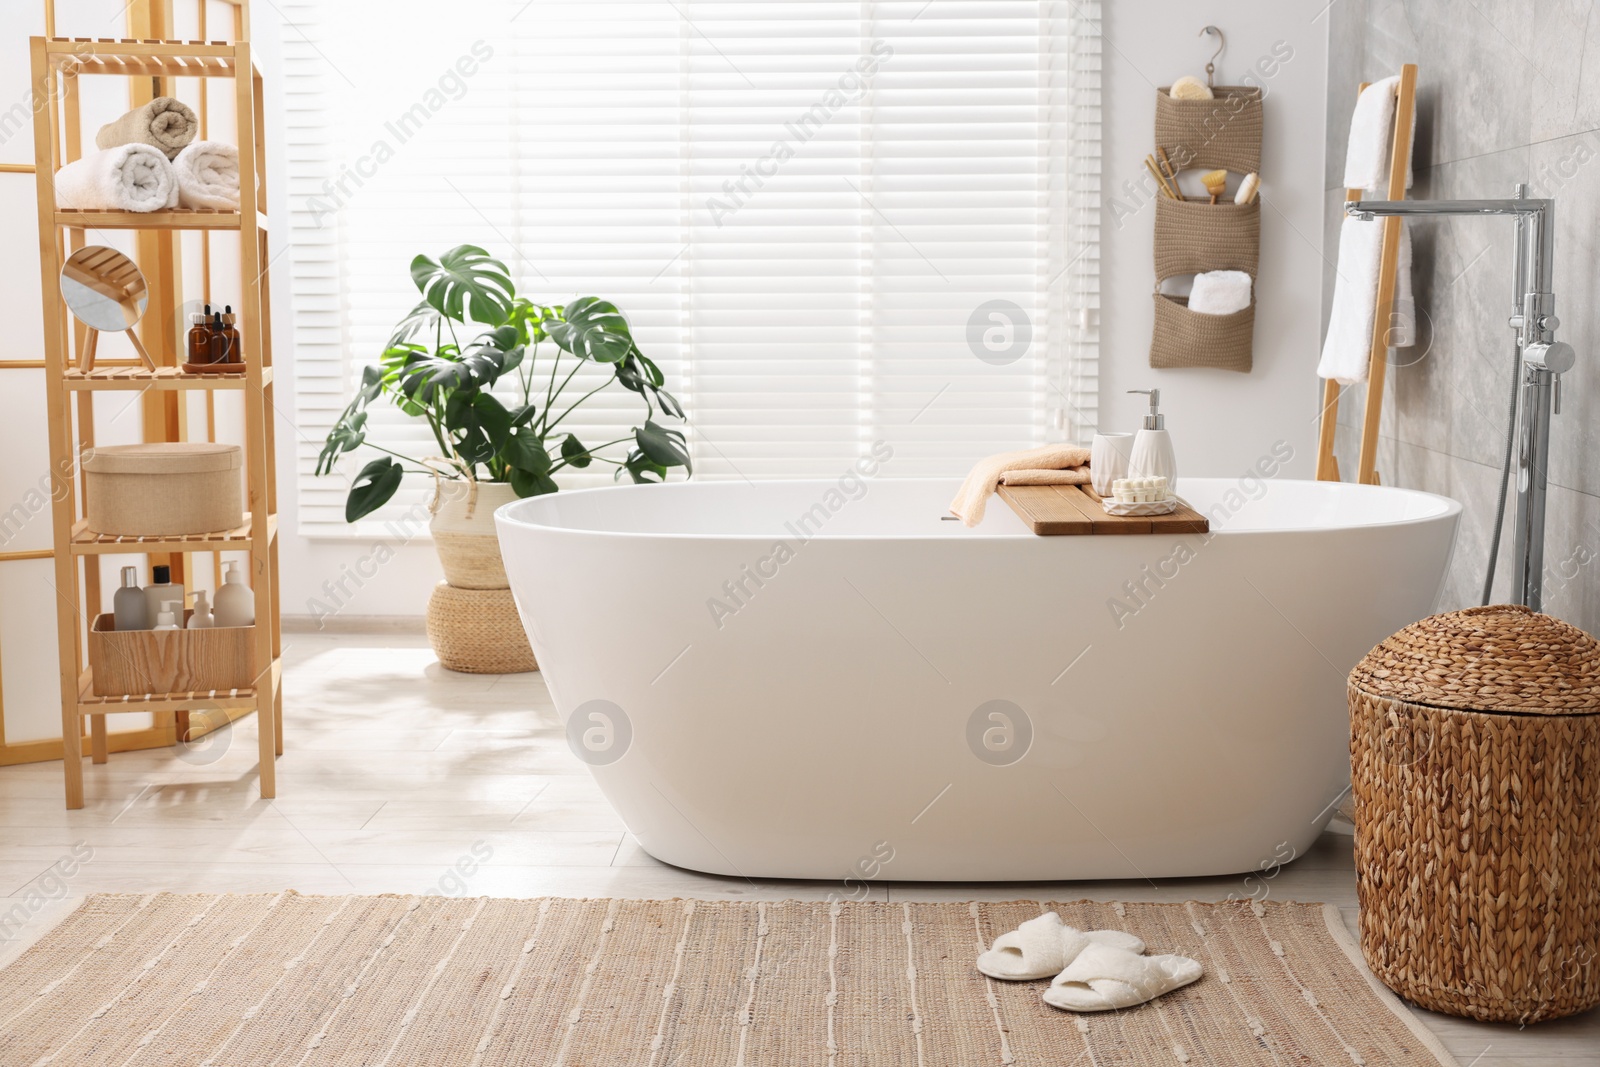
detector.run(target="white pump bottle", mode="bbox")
[1127,388,1178,492]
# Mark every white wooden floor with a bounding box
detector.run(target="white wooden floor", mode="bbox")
[1,632,1595,1066]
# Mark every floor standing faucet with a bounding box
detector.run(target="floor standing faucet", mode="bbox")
[1347,190,1574,612]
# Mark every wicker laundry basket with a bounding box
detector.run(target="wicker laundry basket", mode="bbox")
[1348,604,1600,1023]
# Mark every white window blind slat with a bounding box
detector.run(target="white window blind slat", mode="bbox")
[285,0,1100,534]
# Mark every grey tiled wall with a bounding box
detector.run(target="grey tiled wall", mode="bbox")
[1324,0,1600,630]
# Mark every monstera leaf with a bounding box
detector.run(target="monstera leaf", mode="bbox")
[345,457,404,522]
[315,365,385,475]
[545,297,633,363]
[409,245,515,326]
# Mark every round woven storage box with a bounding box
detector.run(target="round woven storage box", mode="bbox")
[425,582,537,674]
[1349,604,1600,1023]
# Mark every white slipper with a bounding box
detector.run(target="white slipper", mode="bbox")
[1042,943,1203,1012]
[976,912,1147,981]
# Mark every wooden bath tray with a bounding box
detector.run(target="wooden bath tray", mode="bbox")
[997,484,1210,536]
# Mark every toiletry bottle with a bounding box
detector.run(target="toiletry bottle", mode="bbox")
[209,311,231,364]
[187,312,212,365]
[144,564,185,625]
[1127,389,1178,492]
[221,305,241,365]
[214,561,255,627]
[113,566,149,631]
[189,590,216,629]
[153,607,180,632]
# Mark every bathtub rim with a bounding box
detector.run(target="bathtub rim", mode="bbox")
[495,476,1463,542]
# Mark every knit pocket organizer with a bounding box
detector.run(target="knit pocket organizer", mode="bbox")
[1150,86,1264,374]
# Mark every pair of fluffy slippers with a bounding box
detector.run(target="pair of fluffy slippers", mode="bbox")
[977,912,1202,1012]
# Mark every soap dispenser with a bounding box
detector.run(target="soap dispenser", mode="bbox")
[214,562,255,627]
[1127,389,1178,492]
[189,590,216,629]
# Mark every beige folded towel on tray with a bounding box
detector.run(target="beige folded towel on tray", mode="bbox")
[173,141,240,209]
[950,443,1092,527]
[998,469,1093,487]
[96,96,197,160]
[54,144,179,212]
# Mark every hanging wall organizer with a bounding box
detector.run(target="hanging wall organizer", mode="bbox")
[1148,47,1264,374]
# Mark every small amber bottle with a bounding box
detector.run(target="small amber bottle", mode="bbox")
[221,305,242,365]
[208,311,231,363]
[186,312,212,364]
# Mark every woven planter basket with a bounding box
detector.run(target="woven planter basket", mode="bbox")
[430,481,518,590]
[1349,604,1600,1023]
[425,582,538,675]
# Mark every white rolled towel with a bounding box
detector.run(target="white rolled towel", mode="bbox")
[54,144,178,212]
[173,140,240,210]
[1187,270,1253,316]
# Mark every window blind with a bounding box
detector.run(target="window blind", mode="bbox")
[284,0,1101,534]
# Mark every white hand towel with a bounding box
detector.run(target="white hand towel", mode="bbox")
[1343,76,1414,192]
[173,140,240,210]
[1318,216,1415,384]
[1187,270,1253,316]
[53,144,179,212]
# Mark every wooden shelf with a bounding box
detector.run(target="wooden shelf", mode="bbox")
[54,208,266,231]
[27,15,284,807]
[69,513,277,555]
[77,658,281,715]
[64,365,270,390]
[46,38,248,79]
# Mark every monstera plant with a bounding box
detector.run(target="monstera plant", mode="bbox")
[316,245,690,521]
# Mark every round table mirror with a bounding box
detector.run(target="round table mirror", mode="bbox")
[60,246,148,332]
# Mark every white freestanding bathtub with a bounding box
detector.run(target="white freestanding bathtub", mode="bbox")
[497,471,1460,882]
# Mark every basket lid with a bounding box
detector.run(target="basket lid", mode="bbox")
[1350,604,1600,715]
[82,442,242,476]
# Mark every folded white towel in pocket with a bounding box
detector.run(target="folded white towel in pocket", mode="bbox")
[54,144,179,212]
[1187,270,1253,316]
[173,141,240,210]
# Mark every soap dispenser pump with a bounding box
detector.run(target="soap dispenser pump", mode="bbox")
[1127,388,1178,492]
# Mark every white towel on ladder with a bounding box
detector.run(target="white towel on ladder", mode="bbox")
[1320,77,1417,384]
[1319,217,1415,384]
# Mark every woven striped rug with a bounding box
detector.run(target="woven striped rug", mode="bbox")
[0,893,1457,1066]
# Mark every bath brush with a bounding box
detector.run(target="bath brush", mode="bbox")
[1169,76,1213,101]
[1201,169,1229,204]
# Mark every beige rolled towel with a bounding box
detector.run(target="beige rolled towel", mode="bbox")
[999,469,1093,487]
[949,443,1092,526]
[96,96,197,160]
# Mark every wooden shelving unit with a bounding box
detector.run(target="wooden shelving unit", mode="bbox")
[26,2,282,808]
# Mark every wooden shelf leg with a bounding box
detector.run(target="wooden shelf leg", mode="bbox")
[90,715,108,764]
[257,691,276,798]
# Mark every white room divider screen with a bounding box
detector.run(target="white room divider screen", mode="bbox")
[284,0,1101,534]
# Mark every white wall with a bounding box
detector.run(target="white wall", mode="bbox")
[1100,3,1329,478]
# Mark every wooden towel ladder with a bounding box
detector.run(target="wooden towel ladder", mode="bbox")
[1316,63,1419,485]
